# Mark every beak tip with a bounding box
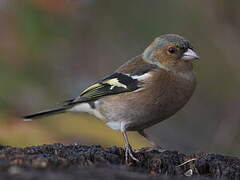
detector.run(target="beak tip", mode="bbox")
[182,49,199,60]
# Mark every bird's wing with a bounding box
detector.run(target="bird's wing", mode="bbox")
[65,56,159,106]
[65,72,141,106]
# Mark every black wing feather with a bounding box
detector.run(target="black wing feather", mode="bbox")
[66,73,140,106]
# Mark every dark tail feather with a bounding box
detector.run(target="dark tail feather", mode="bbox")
[23,107,66,121]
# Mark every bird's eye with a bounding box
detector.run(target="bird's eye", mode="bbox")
[168,47,177,54]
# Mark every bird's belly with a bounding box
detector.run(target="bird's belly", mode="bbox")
[98,77,196,131]
[124,94,191,131]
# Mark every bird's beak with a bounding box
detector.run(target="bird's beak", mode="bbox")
[182,49,199,60]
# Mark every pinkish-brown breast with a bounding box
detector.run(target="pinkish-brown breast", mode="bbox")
[97,69,196,131]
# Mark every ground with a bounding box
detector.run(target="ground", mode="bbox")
[0,144,239,180]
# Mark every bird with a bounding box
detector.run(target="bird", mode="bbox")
[23,34,199,163]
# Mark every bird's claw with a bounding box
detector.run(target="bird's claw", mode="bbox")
[125,146,139,164]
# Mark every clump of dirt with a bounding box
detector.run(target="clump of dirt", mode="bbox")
[0,143,239,180]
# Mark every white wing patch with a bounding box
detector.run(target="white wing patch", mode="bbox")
[103,78,127,89]
[131,72,152,81]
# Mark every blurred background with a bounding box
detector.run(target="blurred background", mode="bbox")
[0,0,239,155]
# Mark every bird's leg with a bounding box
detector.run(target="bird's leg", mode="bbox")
[122,131,139,163]
[137,130,165,153]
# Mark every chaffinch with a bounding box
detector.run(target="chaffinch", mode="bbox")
[24,34,199,163]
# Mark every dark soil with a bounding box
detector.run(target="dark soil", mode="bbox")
[0,144,239,180]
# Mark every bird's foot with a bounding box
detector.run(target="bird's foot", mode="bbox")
[125,146,140,164]
[135,146,166,153]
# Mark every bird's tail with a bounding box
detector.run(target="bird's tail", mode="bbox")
[23,107,67,121]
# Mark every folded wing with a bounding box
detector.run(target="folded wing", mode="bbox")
[65,73,140,106]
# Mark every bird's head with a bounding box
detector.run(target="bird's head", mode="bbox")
[143,34,199,72]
